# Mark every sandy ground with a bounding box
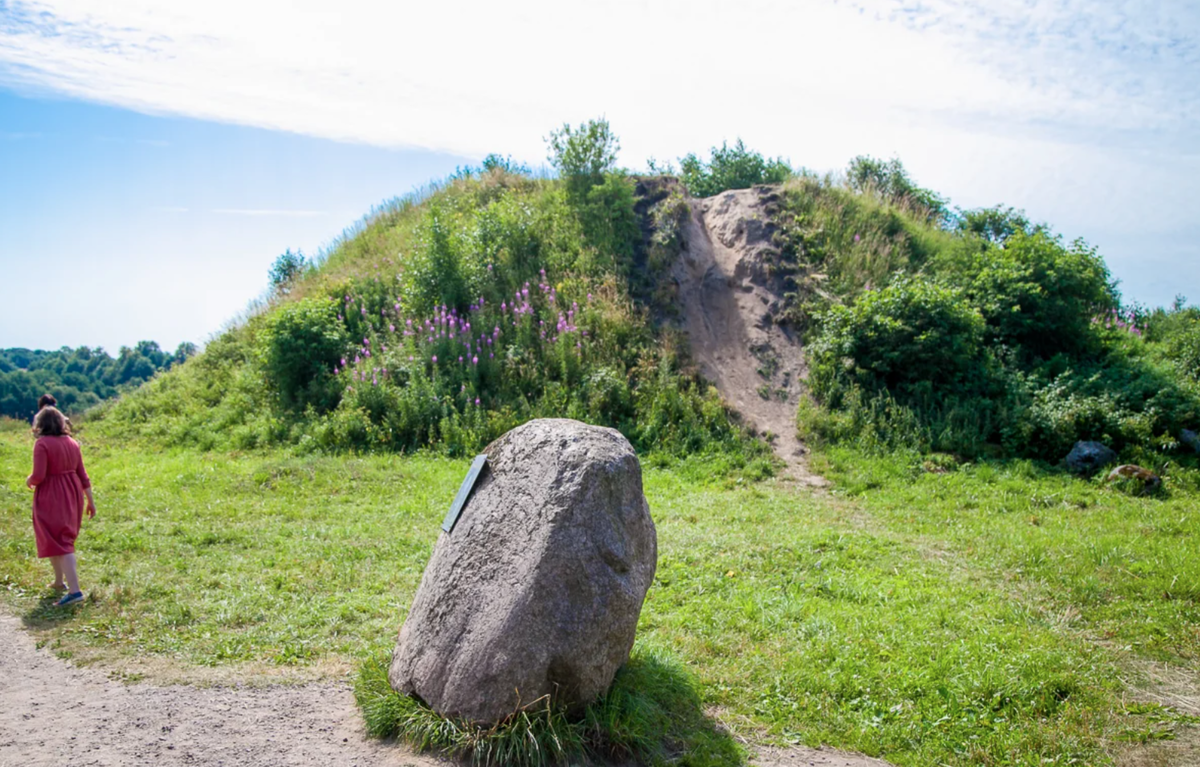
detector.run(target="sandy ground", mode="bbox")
[0,609,897,767]
[0,611,440,767]
[672,188,826,488]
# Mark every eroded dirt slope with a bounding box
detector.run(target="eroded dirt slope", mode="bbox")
[672,187,824,486]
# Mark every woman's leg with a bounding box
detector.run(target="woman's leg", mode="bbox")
[59,553,80,594]
[50,556,65,588]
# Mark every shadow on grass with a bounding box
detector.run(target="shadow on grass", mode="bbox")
[21,591,86,629]
[355,648,744,767]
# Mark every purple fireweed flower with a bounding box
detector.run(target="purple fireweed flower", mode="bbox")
[408,355,414,361]
[340,357,347,366]
[390,324,395,332]
[364,338,370,345]
[361,307,366,315]
[458,356,463,363]
[472,356,478,365]
[854,234,861,242]
[475,398,480,406]
[489,353,494,359]
[587,293,592,302]
[337,315,343,322]
[432,355,438,363]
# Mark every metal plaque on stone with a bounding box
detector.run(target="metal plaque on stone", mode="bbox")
[441,454,488,533]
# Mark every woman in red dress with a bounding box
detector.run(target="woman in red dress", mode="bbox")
[26,405,96,607]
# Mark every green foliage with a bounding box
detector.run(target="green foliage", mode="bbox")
[0,341,192,420]
[257,298,347,413]
[956,205,1031,244]
[268,248,309,294]
[678,139,792,198]
[846,155,950,226]
[809,278,987,397]
[939,231,1117,360]
[546,118,620,198]
[354,649,740,766]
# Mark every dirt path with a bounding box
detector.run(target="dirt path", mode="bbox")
[672,188,825,487]
[0,611,440,767]
[0,610,896,767]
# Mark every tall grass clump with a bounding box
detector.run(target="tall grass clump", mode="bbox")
[354,650,742,767]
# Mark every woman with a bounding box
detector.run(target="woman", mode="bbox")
[26,406,96,607]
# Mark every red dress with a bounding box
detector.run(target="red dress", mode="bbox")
[29,436,91,558]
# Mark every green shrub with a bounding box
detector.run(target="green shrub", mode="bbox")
[809,277,987,399]
[940,231,1116,360]
[546,118,620,198]
[678,139,792,198]
[845,155,950,225]
[258,298,347,413]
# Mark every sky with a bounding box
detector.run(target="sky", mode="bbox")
[1,0,1197,352]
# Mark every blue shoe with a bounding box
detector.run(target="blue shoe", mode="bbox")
[55,591,84,607]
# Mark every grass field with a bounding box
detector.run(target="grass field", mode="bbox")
[2,418,1198,766]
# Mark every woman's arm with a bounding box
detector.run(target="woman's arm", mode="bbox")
[75,441,95,517]
[83,486,96,519]
[26,440,47,488]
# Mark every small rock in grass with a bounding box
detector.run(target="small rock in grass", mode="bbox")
[389,418,657,725]
[1105,464,1162,495]
[1065,441,1118,475]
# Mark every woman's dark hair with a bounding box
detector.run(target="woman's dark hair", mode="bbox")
[32,406,70,437]
[37,393,57,410]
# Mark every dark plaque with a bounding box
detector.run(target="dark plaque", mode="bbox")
[441,454,488,533]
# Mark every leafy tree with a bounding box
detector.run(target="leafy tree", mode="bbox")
[269,249,309,294]
[678,139,792,198]
[957,205,1032,245]
[546,118,620,197]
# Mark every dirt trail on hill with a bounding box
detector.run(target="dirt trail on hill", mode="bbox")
[673,188,826,487]
[1,609,895,767]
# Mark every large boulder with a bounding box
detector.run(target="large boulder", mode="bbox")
[389,418,657,725]
[1065,440,1118,474]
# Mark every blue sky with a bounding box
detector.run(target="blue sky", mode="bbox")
[1,0,1197,351]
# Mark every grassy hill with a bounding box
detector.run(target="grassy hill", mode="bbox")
[6,123,1200,766]
[89,123,1200,474]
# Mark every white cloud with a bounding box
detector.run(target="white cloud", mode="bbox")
[0,0,1197,264]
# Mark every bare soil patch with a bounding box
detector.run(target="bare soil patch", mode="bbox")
[672,188,825,488]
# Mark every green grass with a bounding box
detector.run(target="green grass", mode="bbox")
[2,418,1198,765]
[354,648,741,767]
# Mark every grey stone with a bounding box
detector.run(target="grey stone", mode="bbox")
[389,418,657,725]
[1181,429,1200,454]
[1065,440,1118,474]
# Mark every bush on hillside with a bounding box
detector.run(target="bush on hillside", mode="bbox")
[846,156,950,226]
[258,298,346,413]
[956,205,1032,245]
[678,139,792,198]
[547,118,620,198]
[809,278,987,399]
[941,231,1117,360]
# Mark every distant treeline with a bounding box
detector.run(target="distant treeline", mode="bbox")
[0,341,196,420]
